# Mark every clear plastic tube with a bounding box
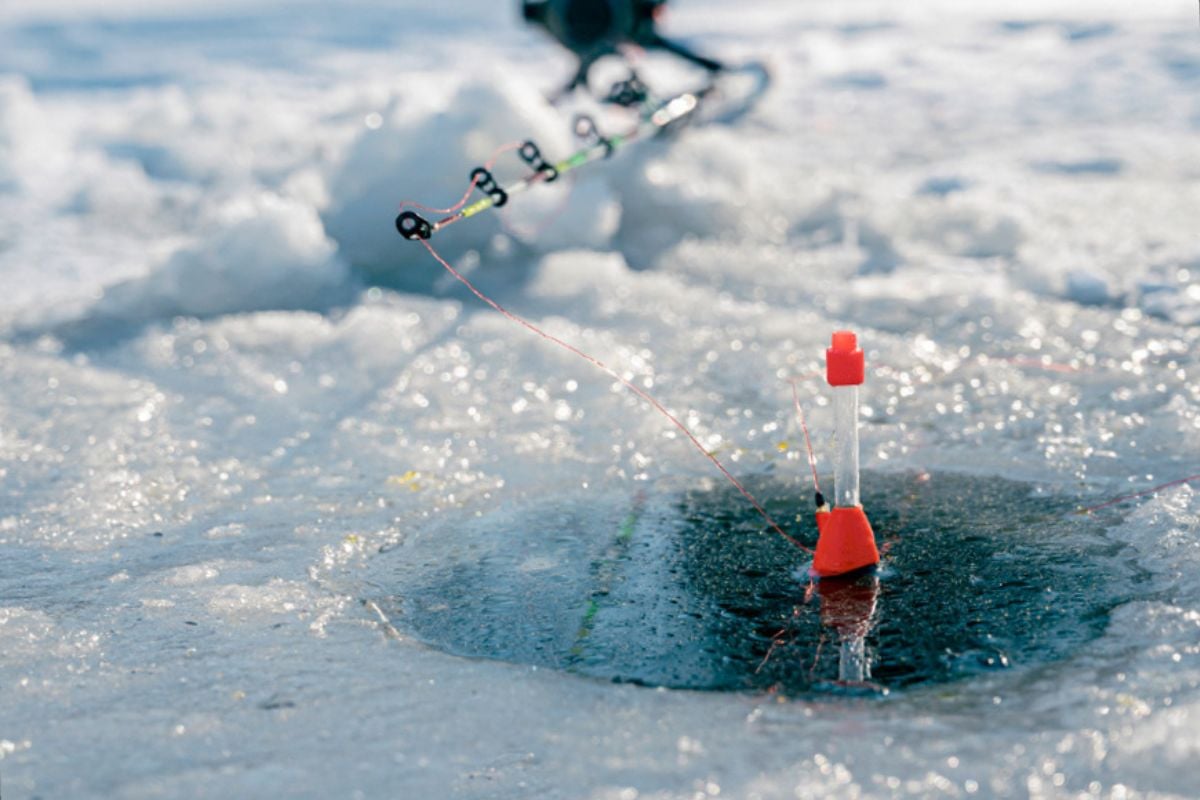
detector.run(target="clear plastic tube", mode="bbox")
[833,384,860,507]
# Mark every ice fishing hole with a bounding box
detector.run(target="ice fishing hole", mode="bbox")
[375,471,1138,696]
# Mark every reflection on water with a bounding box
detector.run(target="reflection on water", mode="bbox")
[386,471,1137,695]
[818,573,879,688]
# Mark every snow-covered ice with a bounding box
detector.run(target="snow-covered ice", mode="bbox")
[1,0,1199,797]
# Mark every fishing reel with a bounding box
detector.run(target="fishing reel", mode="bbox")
[522,0,722,98]
[522,0,665,55]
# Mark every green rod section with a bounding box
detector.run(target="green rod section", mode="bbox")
[426,89,701,237]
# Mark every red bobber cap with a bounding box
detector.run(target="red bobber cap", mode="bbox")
[826,330,864,386]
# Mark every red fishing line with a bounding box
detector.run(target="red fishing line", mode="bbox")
[790,379,821,496]
[417,237,812,554]
[397,141,524,217]
[996,356,1084,374]
[1081,473,1200,514]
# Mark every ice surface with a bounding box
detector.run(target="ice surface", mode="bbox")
[383,472,1137,695]
[1,0,1199,798]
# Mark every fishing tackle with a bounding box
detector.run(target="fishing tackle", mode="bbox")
[573,113,614,157]
[395,211,432,241]
[470,166,509,206]
[812,331,880,577]
[517,140,559,182]
[394,82,710,241]
[604,75,649,108]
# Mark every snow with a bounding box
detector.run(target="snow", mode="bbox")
[1,0,1199,797]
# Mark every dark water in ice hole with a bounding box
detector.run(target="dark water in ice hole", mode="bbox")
[382,471,1137,695]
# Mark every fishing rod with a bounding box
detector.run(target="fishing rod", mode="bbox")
[392,0,749,241]
[394,77,710,242]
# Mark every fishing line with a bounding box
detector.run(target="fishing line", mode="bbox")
[790,379,822,501]
[416,236,812,553]
[1080,473,1200,514]
[393,74,807,551]
[398,140,525,220]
